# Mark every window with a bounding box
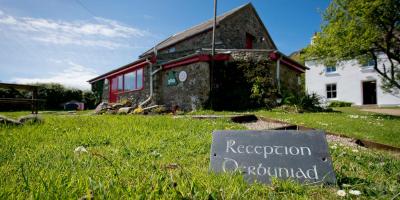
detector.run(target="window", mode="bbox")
[124,72,136,91]
[136,68,143,89]
[111,77,118,91]
[326,66,336,73]
[111,68,144,93]
[245,33,255,49]
[326,83,337,99]
[168,47,176,53]
[361,59,376,67]
[117,75,123,91]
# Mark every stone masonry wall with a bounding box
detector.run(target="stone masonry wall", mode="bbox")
[218,6,273,50]
[154,62,210,111]
[280,63,302,94]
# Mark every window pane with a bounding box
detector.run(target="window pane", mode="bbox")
[136,68,143,89]
[326,84,337,99]
[117,75,123,91]
[326,66,336,73]
[124,72,135,91]
[111,78,118,91]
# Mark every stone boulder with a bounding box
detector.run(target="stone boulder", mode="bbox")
[94,102,108,114]
[18,114,43,124]
[111,103,124,110]
[106,109,118,115]
[118,107,133,115]
[0,115,21,126]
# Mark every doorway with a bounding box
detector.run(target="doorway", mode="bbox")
[109,77,118,103]
[362,81,377,105]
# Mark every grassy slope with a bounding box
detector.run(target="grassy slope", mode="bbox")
[0,113,399,199]
[256,107,400,148]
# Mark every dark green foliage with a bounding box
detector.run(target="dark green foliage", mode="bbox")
[328,101,353,107]
[210,60,278,110]
[82,91,97,109]
[281,92,326,112]
[91,80,104,105]
[0,83,96,111]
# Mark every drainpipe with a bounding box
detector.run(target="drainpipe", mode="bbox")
[139,48,163,107]
[276,55,281,93]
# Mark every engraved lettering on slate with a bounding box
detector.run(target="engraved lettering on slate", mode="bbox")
[209,130,336,184]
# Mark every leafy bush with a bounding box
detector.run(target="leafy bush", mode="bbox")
[328,101,352,107]
[281,92,327,112]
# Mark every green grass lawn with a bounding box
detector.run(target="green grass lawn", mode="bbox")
[0,112,399,199]
[255,107,400,148]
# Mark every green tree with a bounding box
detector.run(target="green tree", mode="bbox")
[82,90,96,109]
[305,0,400,93]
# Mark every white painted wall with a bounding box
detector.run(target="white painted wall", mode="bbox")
[305,56,400,106]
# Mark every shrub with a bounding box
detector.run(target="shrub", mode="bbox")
[328,101,352,107]
[281,92,326,112]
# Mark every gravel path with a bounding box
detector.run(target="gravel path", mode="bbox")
[242,120,290,130]
[361,108,400,116]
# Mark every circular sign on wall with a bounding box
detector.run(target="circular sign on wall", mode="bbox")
[178,71,187,82]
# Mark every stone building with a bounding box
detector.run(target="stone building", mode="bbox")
[88,3,307,110]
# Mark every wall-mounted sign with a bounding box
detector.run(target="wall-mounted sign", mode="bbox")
[178,71,187,82]
[209,130,336,185]
[167,71,177,86]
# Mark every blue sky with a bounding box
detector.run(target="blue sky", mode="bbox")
[0,0,330,89]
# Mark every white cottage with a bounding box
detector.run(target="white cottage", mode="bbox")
[305,55,400,106]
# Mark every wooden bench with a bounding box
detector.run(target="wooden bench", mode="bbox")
[0,83,45,114]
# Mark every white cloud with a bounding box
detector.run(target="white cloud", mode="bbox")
[0,10,150,49]
[12,60,98,90]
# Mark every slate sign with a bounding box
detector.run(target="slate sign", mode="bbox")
[209,130,336,185]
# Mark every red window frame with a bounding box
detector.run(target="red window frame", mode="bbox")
[246,33,254,49]
[110,67,144,94]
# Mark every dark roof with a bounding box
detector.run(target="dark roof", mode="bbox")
[140,3,276,57]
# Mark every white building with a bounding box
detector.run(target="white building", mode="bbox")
[305,56,400,106]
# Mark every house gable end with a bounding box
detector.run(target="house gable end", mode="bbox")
[218,3,277,50]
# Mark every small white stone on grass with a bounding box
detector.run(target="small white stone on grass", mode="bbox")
[342,184,351,188]
[349,190,361,196]
[74,146,88,153]
[337,190,346,197]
